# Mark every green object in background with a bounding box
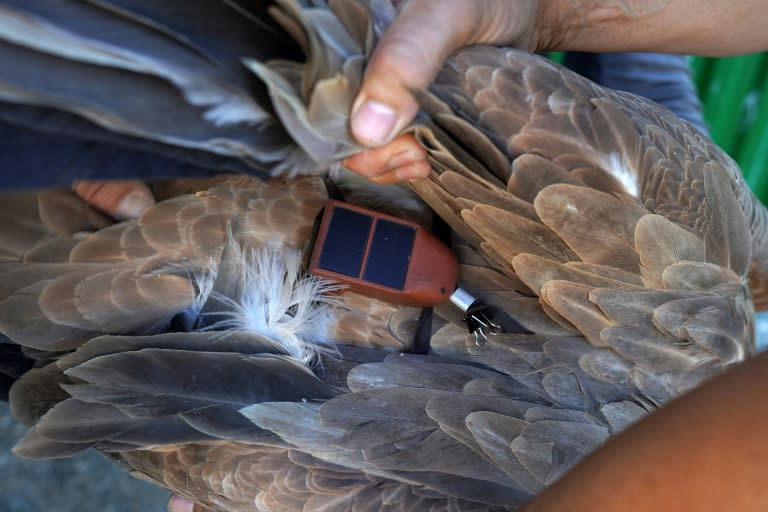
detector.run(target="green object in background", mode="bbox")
[691,53,768,205]
[548,51,565,65]
[700,54,764,153]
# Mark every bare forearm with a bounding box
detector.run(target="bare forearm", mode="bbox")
[348,0,768,157]
[539,0,768,55]
[521,350,768,511]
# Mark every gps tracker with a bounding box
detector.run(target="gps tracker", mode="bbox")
[308,200,458,308]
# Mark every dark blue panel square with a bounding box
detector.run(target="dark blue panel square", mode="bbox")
[363,220,415,290]
[318,207,372,278]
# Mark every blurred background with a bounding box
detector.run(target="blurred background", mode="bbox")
[0,402,167,512]
[1,52,767,511]
[691,53,768,205]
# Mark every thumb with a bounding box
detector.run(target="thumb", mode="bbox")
[350,2,476,147]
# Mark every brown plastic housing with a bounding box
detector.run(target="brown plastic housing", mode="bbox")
[309,200,458,307]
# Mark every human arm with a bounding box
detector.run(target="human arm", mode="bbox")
[521,350,768,511]
[345,0,768,181]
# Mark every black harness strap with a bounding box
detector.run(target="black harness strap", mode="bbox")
[410,213,452,354]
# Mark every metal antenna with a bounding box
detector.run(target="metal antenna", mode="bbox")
[449,288,504,345]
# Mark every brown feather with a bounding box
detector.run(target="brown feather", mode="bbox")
[463,204,578,264]
[534,185,647,272]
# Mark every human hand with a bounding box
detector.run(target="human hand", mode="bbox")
[72,180,155,220]
[168,495,209,512]
[344,0,549,183]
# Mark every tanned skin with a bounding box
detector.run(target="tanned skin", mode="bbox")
[345,0,768,181]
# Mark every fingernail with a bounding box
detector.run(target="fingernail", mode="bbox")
[114,190,155,220]
[351,100,397,146]
[168,496,196,512]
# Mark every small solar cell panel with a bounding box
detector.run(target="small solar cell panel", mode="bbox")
[317,206,372,277]
[363,219,415,290]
